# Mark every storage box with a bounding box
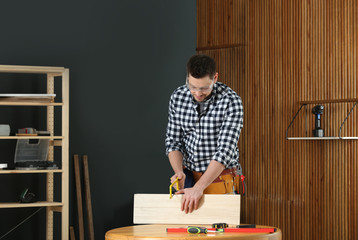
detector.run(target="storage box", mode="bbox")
[14,139,49,162]
[0,124,10,136]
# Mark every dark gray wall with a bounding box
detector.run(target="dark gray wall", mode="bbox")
[0,1,196,239]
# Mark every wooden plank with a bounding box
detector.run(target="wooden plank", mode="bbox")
[133,194,240,225]
[74,154,84,240]
[46,72,55,240]
[83,155,95,240]
[50,140,63,146]
[0,101,63,106]
[70,226,76,240]
[0,65,65,74]
[62,68,70,240]
[49,206,63,212]
[0,136,63,139]
[0,169,63,174]
[0,201,63,208]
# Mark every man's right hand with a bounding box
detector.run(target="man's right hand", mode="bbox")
[170,172,186,190]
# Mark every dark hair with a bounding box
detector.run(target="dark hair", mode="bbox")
[186,54,216,79]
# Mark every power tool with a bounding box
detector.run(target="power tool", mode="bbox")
[312,105,324,137]
[19,188,37,203]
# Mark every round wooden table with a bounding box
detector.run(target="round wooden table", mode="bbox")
[105,224,282,240]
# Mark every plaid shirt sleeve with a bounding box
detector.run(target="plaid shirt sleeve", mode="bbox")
[165,92,183,155]
[212,96,244,168]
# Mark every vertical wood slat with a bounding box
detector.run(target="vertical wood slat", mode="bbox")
[197,1,358,240]
[46,74,55,240]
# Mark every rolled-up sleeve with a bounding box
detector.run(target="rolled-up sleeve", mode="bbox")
[212,96,244,167]
[165,94,183,155]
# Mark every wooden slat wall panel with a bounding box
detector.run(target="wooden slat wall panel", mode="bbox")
[197,0,246,48]
[197,0,358,240]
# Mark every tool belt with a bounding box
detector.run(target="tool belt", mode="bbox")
[192,168,240,194]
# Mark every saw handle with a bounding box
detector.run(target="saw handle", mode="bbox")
[169,177,179,199]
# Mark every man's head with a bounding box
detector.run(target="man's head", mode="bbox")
[186,54,218,102]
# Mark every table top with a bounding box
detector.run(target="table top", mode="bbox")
[105,224,282,240]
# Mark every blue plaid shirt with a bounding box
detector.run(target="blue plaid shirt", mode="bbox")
[165,82,244,172]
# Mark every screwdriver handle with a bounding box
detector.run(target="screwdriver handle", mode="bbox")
[187,227,207,234]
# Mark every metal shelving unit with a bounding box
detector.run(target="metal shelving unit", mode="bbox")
[286,98,358,140]
[0,65,69,240]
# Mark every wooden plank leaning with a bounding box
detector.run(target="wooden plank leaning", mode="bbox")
[69,226,76,240]
[74,154,84,240]
[83,155,95,240]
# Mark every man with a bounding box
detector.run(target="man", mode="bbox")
[165,54,244,213]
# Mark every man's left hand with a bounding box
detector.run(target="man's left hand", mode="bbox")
[175,187,204,213]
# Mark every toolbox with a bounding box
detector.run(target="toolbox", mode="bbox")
[14,139,58,170]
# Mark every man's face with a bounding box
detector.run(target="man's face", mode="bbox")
[186,73,218,102]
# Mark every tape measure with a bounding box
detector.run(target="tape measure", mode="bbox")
[212,223,228,229]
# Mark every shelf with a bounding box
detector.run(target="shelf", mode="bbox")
[0,94,63,106]
[286,99,358,140]
[287,137,358,140]
[287,137,339,140]
[0,64,69,239]
[0,65,65,74]
[0,169,63,174]
[0,101,63,106]
[299,98,358,105]
[0,201,63,209]
[0,136,63,140]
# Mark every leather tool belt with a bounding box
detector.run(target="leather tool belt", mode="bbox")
[191,168,240,194]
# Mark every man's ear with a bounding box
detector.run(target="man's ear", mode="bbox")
[214,72,218,83]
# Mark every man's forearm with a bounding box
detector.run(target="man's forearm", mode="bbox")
[168,151,184,174]
[193,160,225,192]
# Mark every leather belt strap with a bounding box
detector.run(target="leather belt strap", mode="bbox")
[192,168,237,183]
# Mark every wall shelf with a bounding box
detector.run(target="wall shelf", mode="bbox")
[286,98,358,140]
